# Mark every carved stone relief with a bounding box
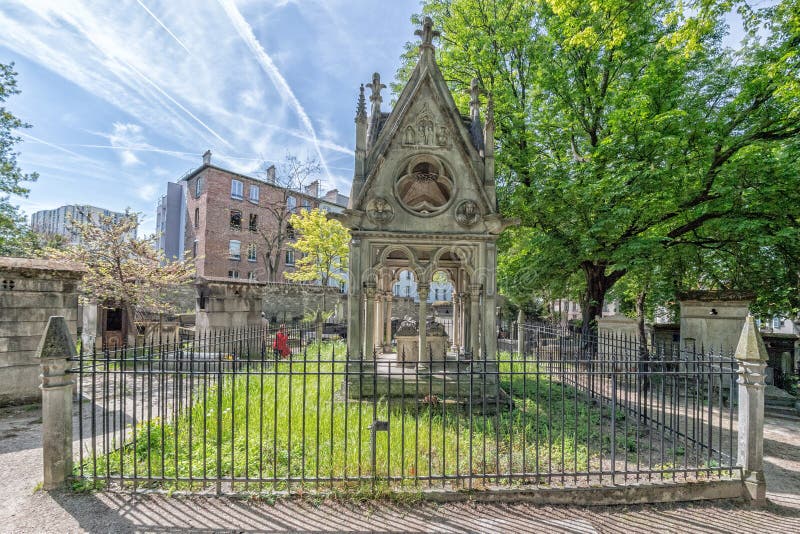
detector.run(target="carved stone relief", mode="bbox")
[455,200,480,226]
[401,103,450,148]
[366,196,395,224]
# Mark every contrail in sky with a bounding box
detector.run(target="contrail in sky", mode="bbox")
[216,0,334,182]
[135,0,192,55]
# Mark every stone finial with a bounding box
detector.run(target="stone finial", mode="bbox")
[355,84,367,121]
[415,16,440,51]
[735,315,768,362]
[36,316,77,360]
[366,73,386,108]
[469,78,482,120]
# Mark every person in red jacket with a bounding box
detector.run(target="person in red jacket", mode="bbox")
[273,324,290,359]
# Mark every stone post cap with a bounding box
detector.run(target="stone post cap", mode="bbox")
[36,316,77,360]
[735,315,768,362]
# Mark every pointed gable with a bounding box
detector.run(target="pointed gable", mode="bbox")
[343,16,512,237]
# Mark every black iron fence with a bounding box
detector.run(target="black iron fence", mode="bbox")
[70,321,740,494]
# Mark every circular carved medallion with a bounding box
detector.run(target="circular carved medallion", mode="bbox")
[366,196,394,224]
[455,200,480,226]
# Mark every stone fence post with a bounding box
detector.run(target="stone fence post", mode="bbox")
[735,315,768,504]
[36,316,77,490]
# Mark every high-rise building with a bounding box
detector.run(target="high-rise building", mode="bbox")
[30,205,136,244]
[155,182,186,260]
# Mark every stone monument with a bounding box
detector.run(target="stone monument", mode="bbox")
[338,18,515,406]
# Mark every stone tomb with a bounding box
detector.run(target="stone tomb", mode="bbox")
[338,18,515,407]
[0,257,85,405]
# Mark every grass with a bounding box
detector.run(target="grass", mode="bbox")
[75,342,704,492]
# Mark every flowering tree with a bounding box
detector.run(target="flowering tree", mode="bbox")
[46,210,195,344]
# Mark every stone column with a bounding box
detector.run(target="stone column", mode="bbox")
[417,284,430,363]
[735,315,768,504]
[469,284,481,359]
[375,292,384,354]
[462,292,470,355]
[37,316,76,490]
[452,292,461,351]
[364,283,376,357]
[384,294,393,351]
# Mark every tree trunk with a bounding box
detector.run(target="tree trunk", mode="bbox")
[580,265,607,340]
[124,303,137,347]
[635,289,648,356]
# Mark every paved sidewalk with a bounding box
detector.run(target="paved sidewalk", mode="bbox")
[1,404,798,533]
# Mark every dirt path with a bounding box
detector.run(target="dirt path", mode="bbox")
[1,403,798,533]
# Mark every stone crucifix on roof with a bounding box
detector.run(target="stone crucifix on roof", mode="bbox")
[366,72,386,106]
[415,16,440,50]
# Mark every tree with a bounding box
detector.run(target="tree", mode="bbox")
[401,0,800,338]
[255,154,321,281]
[284,208,349,317]
[46,211,195,345]
[0,62,38,255]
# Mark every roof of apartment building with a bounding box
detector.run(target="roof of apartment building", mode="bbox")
[179,150,349,207]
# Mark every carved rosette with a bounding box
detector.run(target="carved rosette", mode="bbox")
[455,200,480,227]
[366,196,394,224]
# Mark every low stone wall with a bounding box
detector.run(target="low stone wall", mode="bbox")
[0,257,85,405]
[262,283,345,323]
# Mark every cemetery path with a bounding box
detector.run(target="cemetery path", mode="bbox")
[1,403,798,533]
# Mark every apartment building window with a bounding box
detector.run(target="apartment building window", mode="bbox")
[194,207,200,228]
[228,270,239,279]
[195,177,203,198]
[286,223,295,239]
[248,214,257,232]
[247,243,257,262]
[285,249,295,265]
[249,185,259,203]
[192,239,198,258]
[773,316,783,329]
[301,198,311,211]
[287,195,296,212]
[231,179,244,200]
[230,210,242,231]
[229,240,241,260]
[247,272,256,281]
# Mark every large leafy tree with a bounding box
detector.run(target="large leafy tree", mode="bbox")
[284,208,349,316]
[401,0,800,335]
[0,62,38,255]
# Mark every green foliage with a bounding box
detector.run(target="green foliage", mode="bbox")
[285,208,349,287]
[400,0,800,326]
[0,62,38,255]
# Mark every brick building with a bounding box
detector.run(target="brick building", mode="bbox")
[175,151,347,282]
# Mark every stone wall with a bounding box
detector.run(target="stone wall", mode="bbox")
[679,291,751,354]
[0,257,84,405]
[262,282,346,323]
[195,278,265,331]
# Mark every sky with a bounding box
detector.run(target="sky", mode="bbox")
[0,1,761,237]
[0,0,420,235]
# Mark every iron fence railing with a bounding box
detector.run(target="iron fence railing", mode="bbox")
[70,321,740,494]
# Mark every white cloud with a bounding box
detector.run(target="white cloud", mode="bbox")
[137,183,159,201]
